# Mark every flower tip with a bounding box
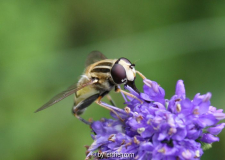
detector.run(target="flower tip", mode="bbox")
[213,112,225,120]
[203,92,212,102]
[143,79,153,87]
[207,123,225,135]
[200,133,219,143]
[175,79,186,97]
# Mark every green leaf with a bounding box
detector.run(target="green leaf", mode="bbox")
[201,142,212,151]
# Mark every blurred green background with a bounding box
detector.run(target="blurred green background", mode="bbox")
[1,1,225,160]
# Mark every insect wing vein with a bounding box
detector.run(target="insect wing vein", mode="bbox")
[35,80,94,113]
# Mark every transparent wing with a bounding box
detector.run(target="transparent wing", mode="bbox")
[35,80,95,113]
[85,51,107,67]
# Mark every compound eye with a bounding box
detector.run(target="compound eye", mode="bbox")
[111,64,127,84]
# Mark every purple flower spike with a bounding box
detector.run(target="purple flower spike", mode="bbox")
[87,79,225,160]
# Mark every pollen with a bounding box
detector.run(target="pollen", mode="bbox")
[136,115,144,123]
[195,150,200,158]
[133,136,140,144]
[193,108,199,115]
[168,127,177,135]
[124,106,131,113]
[108,134,115,142]
[176,103,181,112]
[182,150,191,159]
[137,127,145,134]
[147,118,152,124]
[158,147,166,153]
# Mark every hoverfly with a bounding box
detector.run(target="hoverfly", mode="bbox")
[35,51,146,124]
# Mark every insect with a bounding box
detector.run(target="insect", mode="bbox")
[35,51,146,124]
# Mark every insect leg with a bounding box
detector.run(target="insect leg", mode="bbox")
[115,88,143,103]
[99,91,117,107]
[95,96,124,121]
[136,70,146,80]
[117,85,127,102]
[106,95,117,106]
[74,112,91,125]
[73,94,100,125]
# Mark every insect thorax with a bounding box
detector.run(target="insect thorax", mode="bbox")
[90,72,115,93]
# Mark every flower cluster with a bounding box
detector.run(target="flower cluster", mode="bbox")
[87,79,225,160]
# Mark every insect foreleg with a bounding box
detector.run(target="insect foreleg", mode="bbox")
[95,96,124,121]
[115,88,143,103]
[136,70,146,80]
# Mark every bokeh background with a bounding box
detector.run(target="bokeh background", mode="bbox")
[1,1,225,160]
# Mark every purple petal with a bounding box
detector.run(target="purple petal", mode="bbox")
[141,127,154,138]
[91,121,104,134]
[196,114,217,128]
[158,131,168,141]
[207,123,225,135]
[143,79,153,88]
[140,93,152,101]
[89,136,107,151]
[153,102,166,110]
[193,92,211,107]
[186,128,202,140]
[124,85,139,97]
[172,127,187,141]
[181,150,192,159]
[175,80,186,98]
[180,98,193,115]
[198,101,210,114]
[193,93,203,105]
[186,124,202,140]
[203,92,212,102]
[200,133,219,143]
[143,79,165,104]
[213,112,225,120]
[140,142,154,151]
